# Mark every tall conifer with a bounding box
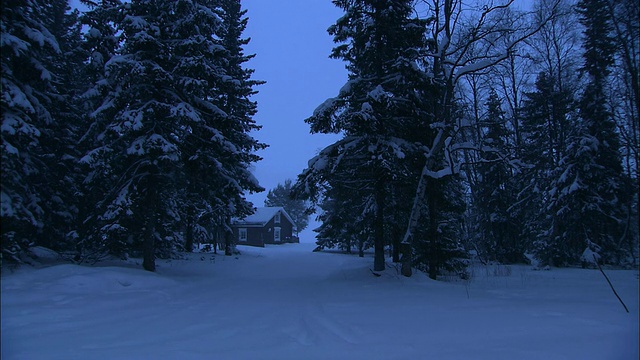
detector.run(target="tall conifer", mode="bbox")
[296,0,433,272]
[1,0,64,261]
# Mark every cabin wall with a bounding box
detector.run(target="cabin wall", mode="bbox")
[233,227,264,247]
[262,216,294,244]
[232,209,298,247]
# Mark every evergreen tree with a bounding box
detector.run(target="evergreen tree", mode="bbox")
[413,177,468,275]
[264,179,308,237]
[473,90,523,263]
[81,0,264,270]
[518,71,574,263]
[75,0,127,261]
[179,0,265,253]
[311,173,382,257]
[1,0,64,262]
[538,0,632,265]
[295,0,433,272]
[38,1,87,253]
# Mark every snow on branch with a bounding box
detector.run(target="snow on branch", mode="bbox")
[422,0,561,86]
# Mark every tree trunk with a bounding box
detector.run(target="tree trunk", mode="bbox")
[373,185,385,271]
[392,227,400,263]
[185,212,194,253]
[142,213,156,272]
[142,185,158,272]
[401,160,431,277]
[358,239,364,257]
[427,193,438,280]
[224,226,232,256]
[400,242,412,277]
[213,228,218,254]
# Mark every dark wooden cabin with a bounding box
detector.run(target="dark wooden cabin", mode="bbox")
[231,207,298,247]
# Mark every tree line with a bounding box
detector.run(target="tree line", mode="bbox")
[1,0,265,271]
[293,0,638,278]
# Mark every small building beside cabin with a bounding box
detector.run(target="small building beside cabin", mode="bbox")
[231,207,298,247]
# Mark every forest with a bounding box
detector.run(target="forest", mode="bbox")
[1,0,638,277]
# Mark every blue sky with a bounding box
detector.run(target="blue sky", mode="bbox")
[241,0,346,208]
[241,0,347,238]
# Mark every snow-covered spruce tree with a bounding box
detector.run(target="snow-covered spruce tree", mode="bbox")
[75,0,127,261]
[295,0,432,272]
[81,0,264,270]
[314,192,361,255]
[78,0,123,118]
[1,0,72,262]
[264,179,308,237]
[178,0,265,254]
[37,1,87,254]
[216,0,266,235]
[81,0,185,270]
[472,89,523,263]
[537,0,632,266]
[605,0,639,263]
[518,71,574,263]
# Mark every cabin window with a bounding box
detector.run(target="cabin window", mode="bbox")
[274,212,281,224]
[239,228,247,242]
[274,227,281,242]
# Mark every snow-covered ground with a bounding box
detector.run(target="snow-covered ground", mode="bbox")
[2,243,638,360]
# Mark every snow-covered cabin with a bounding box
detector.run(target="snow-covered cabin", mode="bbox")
[231,207,298,247]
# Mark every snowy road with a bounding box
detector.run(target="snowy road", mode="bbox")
[2,243,638,359]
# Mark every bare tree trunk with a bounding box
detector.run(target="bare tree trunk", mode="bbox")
[427,194,439,280]
[224,221,232,256]
[143,223,156,271]
[142,177,158,272]
[143,193,157,272]
[392,231,400,263]
[212,226,218,254]
[373,185,385,271]
[400,242,412,277]
[400,163,430,277]
[400,141,443,277]
[185,209,194,253]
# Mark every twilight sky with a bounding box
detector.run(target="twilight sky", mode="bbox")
[241,0,347,238]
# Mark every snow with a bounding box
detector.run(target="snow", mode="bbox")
[367,85,386,102]
[123,15,149,30]
[233,206,294,228]
[2,243,638,360]
[0,33,30,56]
[2,81,36,116]
[581,247,601,265]
[312,97,337,116]
[22,26,60,53]
[0,191,14,217]
[171,102,201,122]
[310,155,329,172]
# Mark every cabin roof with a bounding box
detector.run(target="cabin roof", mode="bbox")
[232,207,296,229]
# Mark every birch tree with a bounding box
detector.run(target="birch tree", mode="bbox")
[400,0,560,276]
